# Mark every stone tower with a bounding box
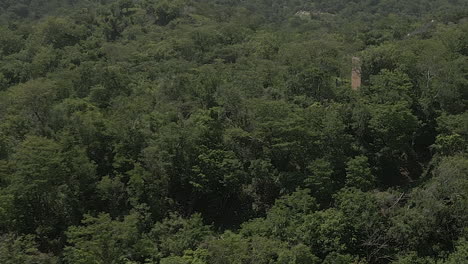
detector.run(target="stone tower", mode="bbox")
[351,56,361,90]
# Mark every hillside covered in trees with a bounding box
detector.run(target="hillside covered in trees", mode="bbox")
[0,0,467,263]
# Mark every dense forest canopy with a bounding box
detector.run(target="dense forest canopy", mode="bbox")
[0,0,467,263]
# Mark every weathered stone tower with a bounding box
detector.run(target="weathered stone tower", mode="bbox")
[351,56,361,90]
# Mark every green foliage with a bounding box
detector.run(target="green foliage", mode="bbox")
[2,79,58,136]
[345,156,375,191]
[389,156,468,257]
[153,0,188,26]
[0,0,466,263]
[433,113,468,155]
[149,213,213,260]
[0,234,57,264]
[304,159,335,201]
[443,239,468,264]
[198,232,320,264]
[369,103,420,152]
[366,69,414,106]
[241,189,317,241]
[5,136,95,250]
[64,213,144,264]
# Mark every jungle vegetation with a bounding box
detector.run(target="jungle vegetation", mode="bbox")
[0,0,467,263]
